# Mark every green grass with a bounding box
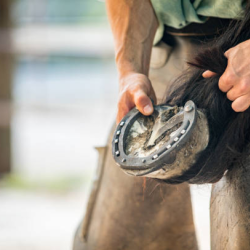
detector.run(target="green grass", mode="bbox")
[0,173,92,193]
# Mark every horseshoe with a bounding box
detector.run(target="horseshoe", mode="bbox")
[112,100,209,180]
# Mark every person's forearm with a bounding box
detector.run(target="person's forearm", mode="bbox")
[106,0,158,79]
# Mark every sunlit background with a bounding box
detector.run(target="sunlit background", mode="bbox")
[0,1,210,250]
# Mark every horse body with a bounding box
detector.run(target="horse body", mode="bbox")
[74,2,250,249]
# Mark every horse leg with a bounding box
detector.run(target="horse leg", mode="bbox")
[210,160,250,250]
[73,35,201,250]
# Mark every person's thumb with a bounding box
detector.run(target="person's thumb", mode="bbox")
[134,90,154,116]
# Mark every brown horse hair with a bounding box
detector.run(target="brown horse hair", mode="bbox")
[163,1,250,184]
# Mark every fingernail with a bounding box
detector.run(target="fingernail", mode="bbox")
[144,105,153,114]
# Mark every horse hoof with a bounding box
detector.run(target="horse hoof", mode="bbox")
[112,100,209,181]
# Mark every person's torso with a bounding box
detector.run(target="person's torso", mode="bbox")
[151,0,246,43]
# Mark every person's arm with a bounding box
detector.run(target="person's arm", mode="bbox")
[203,39,250,112]
[106,0,158,123]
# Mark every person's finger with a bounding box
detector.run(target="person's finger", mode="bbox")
[134,90,154,116]
[231,94,250,112]
[116,106,130,124]
[116,95,133,124]
[224,48,233,58]
[218,69,235,93]
[202,70,217,78]
[226,80,250,101]
[226,88,237,101]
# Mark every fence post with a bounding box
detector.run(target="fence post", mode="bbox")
[0,0,12,174]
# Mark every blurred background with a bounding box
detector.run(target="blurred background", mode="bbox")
[0,1,210,250]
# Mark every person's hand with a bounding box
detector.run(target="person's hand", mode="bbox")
[203,39,250,112]
[117,73,156,124]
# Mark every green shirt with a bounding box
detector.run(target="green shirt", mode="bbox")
[151,0,246,44]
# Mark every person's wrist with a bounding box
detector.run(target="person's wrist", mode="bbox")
[117,59,149,81]
[118,72,150,92]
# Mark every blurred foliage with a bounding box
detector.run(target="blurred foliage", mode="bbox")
[12,0,107,25]
[0,173,92,193]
